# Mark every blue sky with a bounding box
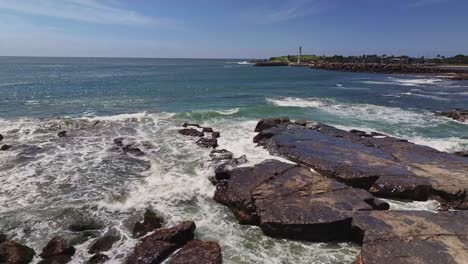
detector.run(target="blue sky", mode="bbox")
[0,0,466,58]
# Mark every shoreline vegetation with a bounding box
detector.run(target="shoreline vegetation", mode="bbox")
[253,54,468,80]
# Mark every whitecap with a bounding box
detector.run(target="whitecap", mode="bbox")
[266,97,330,108]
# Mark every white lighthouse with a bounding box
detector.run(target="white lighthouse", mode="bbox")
[297,46,302,64]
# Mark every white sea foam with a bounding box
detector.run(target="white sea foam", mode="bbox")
[266,97,329,108]
[362,77,445,87]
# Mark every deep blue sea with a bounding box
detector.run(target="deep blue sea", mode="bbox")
[0,57,467,263]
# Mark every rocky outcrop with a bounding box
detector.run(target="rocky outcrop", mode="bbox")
[254,117,290,132]
[310,62,468,79]
[214,160,388,240]
[435,109,468,122]
[178,128,204,137]
[1,144,12,151]
[196,138,218,149]
[167,240,222,264]
[0,240,35,264]
[132,209,163,238]
[254,61,289,67]
[127,221,196,264]
[88,234,119,254]
[352,211,468,264]
[39,237,75,263]
[254,119,468,209]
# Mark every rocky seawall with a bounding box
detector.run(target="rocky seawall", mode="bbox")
[310,62,468,79]
[206,117,468,264]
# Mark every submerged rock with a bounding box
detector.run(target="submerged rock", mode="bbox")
[178,128,204,137]
[254,119,468,209]
[68,218,103,232]
[113,137,124,147]
[123,145,145,157]
[196,138,218,148]
[87,253,109,264]
[88,233,119,254]
[435,109,468,122]
[57,131,67,138]
[128,221,196,264]
[132,209,163,238]
[1,144,12,151]
[167,240,222,264]
[0,240,35,264]
[214,160,388,239]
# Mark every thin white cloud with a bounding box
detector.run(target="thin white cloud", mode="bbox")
[408,0,449,8]
[0,0,171,26]
[242,0,322,24]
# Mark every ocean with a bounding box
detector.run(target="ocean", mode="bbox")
[0,57,467,263]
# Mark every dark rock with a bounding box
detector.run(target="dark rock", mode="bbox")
[196,138,218,148]
[214,160,388,239]
[212,132,220,139]
[1,144,12,151]
[178,129,204,137]
[294,120,307,126]
[213,155,248,182]
[88,234,119,254]
[352,210,468,264]
[0,234,6,244]
[57,131,67,138]
[123,145,145,156]
[202,127,214,133]
[40,237,75,259]
[209,149,233,161]
[132,209,163,238]
[87,253,109,264]
[182,123,200,128]
[113,138,124,147]
[38,255,73,264]
[127,221,196,264]
[369,132,385,137]
[0,240,35,264]
[167,240,222,264]
[0,134,3,141]
[255,120,468,209]
[435,109,468,122]
[254,117,290,133]
[454,151,468,157]
[68,219,103,232]
[233,155,248,165]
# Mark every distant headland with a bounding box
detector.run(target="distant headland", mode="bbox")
[253,54,468,80]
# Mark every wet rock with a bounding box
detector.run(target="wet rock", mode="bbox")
[38,255,73,264]
[196,138,218,148]
[0,134,3,141]
[182,123,200,128]
[202,127,214,133]
[294,120,307,126]
[212,132,220,139]
[213,155,248,182]
[178,128,204,137]
[209,149,233,161]
[255,120,468,209]
[87,253,109,264]
[128,221,196,264]
[113,138,124,147]
[57,131,67,138]
[0,234,6,244]
[167,240,222,264]
[1,144,12,151]
[454,151,468,157]
[435,109,468,122]
[39,237,75,259]
[254,117,290,133]
[214,160,388,240]
[88,234,119,254]
[352,210,468,264]
[123,145,145,156]
[133,209,163,238]
[0,240,35,264]
[68,218,103,232]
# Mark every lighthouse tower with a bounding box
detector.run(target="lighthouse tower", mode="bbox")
[297,46,302,64]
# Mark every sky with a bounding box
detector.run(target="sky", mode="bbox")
[0,0,466,58]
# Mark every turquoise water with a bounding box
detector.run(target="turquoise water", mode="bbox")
[0,57,467,263]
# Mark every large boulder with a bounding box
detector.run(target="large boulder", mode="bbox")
[254,117,290,133]
[0,240,35,264]
[214,160,388,240]
[132,209,163,238]
[127,221,196,264]
[254,120,468,209]
[167,240,222,264]
[88,234,119,254]
[39,237,75,260]
[178,129,204,137]
[196,138,218,149]
[352,210,468,264]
